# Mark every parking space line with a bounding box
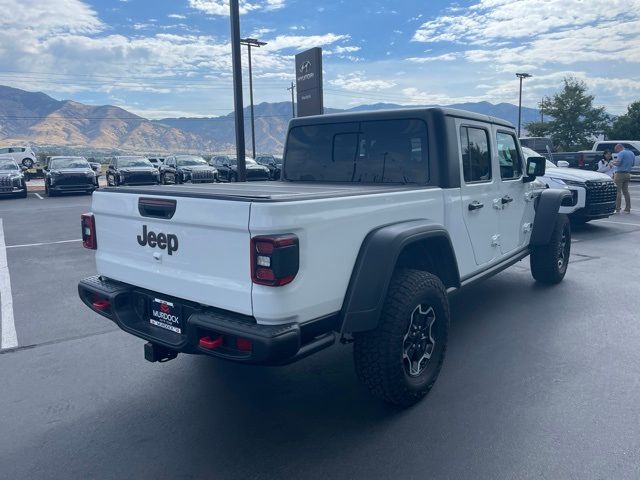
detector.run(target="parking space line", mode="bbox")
[34,193,43,200]
[6,239,81,249]
[0,219,17,350]
[593,219,640,227]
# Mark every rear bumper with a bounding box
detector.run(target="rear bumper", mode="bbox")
[78,275,337,365]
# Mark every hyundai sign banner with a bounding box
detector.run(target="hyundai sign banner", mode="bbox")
[295,47,323,117]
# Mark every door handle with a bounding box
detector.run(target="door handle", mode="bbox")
[501,195,514,205]
[468,201,484,211]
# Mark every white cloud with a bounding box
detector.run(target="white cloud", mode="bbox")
[168,14,186,19]
[406,53,459,63]
[188,0,285,16]
[329,73,396,92]
[263,34,349,52]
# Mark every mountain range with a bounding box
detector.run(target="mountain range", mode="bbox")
[0,85,541,154]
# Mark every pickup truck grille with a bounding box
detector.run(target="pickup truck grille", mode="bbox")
[584,180,617,216]
[0,176,18,191]
[190,170,216,183]
[585,180,617,204]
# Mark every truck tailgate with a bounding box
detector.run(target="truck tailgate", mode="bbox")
[91,190,252,315]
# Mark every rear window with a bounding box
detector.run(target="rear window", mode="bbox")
[284,119,429,184]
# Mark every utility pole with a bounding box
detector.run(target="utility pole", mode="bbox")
[229,0,246,181]
[240,37,267,160]
[287,82,295,118]
[516,72,532,137]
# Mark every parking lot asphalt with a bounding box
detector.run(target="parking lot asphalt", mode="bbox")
[1,187,640,479]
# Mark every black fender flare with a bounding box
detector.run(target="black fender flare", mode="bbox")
[340,220,460,334]
[530,189,572,246]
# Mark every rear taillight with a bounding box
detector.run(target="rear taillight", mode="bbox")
[251,234,299,286]
[578,155,585,168]
[81,213,96,249]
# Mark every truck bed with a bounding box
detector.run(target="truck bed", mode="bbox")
[105,182,425,202]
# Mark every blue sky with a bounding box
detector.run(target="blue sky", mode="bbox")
[1,0,639,118]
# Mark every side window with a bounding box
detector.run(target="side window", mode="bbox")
[460,126,491,183]
[598,143,614,152]
[496,132,523,180]
[622,144,640,155]
[0,148,8,154]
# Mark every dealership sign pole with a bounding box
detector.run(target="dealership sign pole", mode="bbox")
[229,0,246,181]
[295,47,323,117]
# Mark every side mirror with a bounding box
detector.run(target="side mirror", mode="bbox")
[557,160,570,168]
[524,156,546,183]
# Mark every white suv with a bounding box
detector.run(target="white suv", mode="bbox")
[0,146,37,169]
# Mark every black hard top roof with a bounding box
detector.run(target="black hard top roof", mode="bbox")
[288,106,514,130]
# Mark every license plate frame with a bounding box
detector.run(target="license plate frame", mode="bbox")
[149,297,182,334]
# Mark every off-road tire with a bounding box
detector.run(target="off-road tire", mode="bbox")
[18,185,27,198]
[353,269,450,407]
[22,158,34,169]
[530,214,571,284]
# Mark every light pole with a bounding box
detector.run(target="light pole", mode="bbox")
[229,0,246,181]
[287,81,295,118]
[516,72,532,137]
[240,37,267,160]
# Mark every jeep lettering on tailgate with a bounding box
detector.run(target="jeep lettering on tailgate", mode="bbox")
[137,225,179,255]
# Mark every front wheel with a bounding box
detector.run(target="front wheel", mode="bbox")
[45,182,56,197]
[229,173,237,182]
[353,269,450,407]
[530,214,571,284]
[19,185,28,198]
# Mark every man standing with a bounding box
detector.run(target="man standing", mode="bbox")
[613,144,633,213]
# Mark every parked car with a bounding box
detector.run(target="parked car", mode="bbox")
[519,137,554,156]
[160,155,218,184]
[209,155,270,182]
[44,156,97,196]
[548,150,602,171]
[148,157,165,169]
[255,154,283,180]
[79,107,568,407]
[0,156,28,198]
[522,147,616,223]
[106,156,159,186]
[592,140,640,178]
[0,146,37,169]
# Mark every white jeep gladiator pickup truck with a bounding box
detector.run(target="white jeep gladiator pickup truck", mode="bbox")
[79,108,570,406]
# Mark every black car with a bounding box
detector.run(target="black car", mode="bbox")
[0,157,28,198]
[255,154,283,180]
[44,156,97,196]
[160,155,218,184]
[210,155,270,182]
[148,157,165,169]
[106,156,159,186]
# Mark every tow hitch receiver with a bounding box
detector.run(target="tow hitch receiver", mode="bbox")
[144,342,178,363]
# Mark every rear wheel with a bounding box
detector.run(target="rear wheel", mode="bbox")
[230,173,237,182]
[353,269,450,407]
[530,214,571,284]
[22,158,34,169]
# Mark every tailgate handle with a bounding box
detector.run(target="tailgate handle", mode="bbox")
[138,198,176,219]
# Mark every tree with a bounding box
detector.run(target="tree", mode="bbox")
[524,77,609,151]
[607,101,640,139]
[523,121,549,138]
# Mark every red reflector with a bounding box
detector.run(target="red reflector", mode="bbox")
[255,241,274,255]
[255,267,275,281]
[236,338,252,352]
[199,336,223,350]
[92,299,110,310]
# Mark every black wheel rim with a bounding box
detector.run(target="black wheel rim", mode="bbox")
[403,304,437,377]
